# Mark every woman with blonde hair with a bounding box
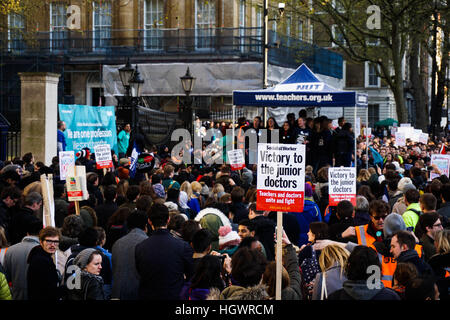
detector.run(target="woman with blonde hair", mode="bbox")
[357,169,371,184]
[311,244,350,300]
[428,229,450,284]
[191,181,204,208]
[179,181,200,217]
[210,183,225,203]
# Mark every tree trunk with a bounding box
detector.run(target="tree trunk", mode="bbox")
[435,25,449,135]
[409,35,428,131]
[391,30,408,123]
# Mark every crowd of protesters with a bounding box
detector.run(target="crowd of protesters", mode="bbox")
[0,109,449,301]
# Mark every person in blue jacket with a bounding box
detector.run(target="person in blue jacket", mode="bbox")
[294,183,322,247]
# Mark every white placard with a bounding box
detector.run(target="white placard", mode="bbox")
[396,132,406,147]
[400,123,411,127]
[94,144,113,169]
[419,133,428,145]
[227,149,246,171]
[59,151,75,181]
[328,167,356,206]
[431,154,450,178]
[257,143,305,213]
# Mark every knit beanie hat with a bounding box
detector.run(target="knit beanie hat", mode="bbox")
[398,177,413,192]
[218,225,241,249]
[73,248,98,270]
[153,183,166,199]
[383,213,406,238]
[200,184,210,196]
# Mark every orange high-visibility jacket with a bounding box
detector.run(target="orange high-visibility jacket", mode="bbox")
[377,244,423,289]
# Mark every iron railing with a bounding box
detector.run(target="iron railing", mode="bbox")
[1,27,343,79]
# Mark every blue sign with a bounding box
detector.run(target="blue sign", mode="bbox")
[58,104,118,155]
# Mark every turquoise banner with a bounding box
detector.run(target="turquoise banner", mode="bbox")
[58,104,118,156]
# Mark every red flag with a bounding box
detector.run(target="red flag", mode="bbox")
[440,144,446,154]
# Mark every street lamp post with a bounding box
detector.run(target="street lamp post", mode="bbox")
[129,65,144,135]
[180,67,196,134]
[262,2,285,124]
[118,59,144,137]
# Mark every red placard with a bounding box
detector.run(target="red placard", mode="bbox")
[257,190,304,212]
[329,194,356,206]
[96,160,113,169]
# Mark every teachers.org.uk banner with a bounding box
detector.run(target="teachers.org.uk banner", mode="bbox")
[58,104,118,156]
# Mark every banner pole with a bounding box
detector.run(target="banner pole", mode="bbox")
[275,211,283,300]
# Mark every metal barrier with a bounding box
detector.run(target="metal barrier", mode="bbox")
[1,28,343,79]
[4,131,21,161]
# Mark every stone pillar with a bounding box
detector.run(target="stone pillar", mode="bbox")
[118,0,135,46]
[19,72,60,166]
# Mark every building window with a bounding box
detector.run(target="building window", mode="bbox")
[50,2,66,51]
[8,13,25,51]
[93,1,112,50]
[365,62,380,87]
[298,20,303,41]
[368,104,380,127]
[332,24,345,47]
[144,0,164,50]
[195,0,216,50]
[254,5,262,54]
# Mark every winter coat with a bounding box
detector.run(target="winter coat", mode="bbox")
[312,263,347,300]
[428,252,450,300]
[27,245,63,300]
[397,250,434,278]
[2,236,40,300]
[208,284,269,300]
[402,203,422,231]
[280,244,302,300]
[54,198,69,228]
[0,271,11,300]
[437,202,450,220]
[392,197,408,215]
[251,215,276,261]
[293,198,322,247]
[9,206,38,245]
[230,202,249,224]
[135,228,194,300]
[327,280,400,300]
[420,234,437,262]
[95,200,118,229]
[64,245,113,286]
[66,270,105,300]
[111,228,148,300]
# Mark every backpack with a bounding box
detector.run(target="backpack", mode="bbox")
[299,247,321,300]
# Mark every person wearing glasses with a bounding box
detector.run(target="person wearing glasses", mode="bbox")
[27,226,63,300]
[340,200,391,248]
[415,212,444,262]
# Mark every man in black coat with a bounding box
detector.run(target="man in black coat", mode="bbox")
[0,186,21,242]
[328,200,357,243]
[332,122,354,167]
[27,227,63,300]
[135,203,194,300]
[95,185,118,229]
[9,192,42,245]
[390,230,434,278]
[248,203,276,261]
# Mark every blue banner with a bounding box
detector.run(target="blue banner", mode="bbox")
[58,104,118,156]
